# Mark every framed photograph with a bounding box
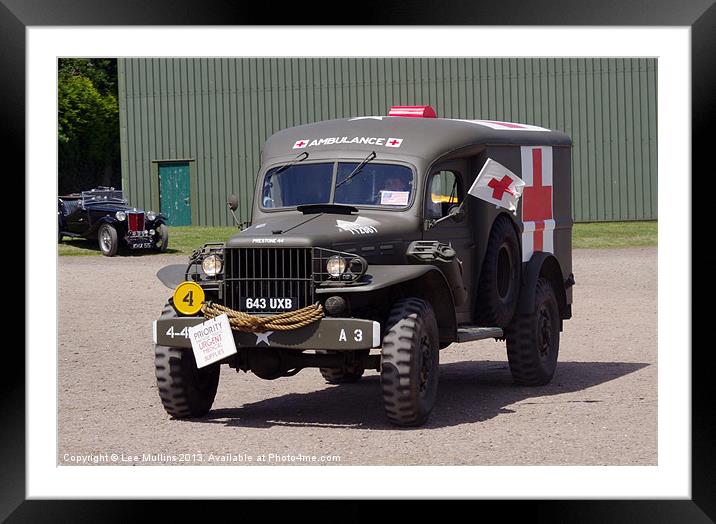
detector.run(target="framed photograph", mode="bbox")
[9,0,713,519]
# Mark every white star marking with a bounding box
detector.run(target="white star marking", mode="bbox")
[255,331,274,345]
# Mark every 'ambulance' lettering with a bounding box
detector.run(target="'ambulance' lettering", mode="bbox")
[297,136,401,150]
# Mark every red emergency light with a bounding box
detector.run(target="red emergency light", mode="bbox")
[388,105,437,118]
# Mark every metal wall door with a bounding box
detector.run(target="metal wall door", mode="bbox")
[159,162,191,226]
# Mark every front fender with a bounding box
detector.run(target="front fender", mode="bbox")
[88,216,122,237]
[316,265,458,346]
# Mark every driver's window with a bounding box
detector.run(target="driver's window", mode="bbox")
[426,171,463,219]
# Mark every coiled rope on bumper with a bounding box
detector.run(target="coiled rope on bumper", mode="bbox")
[201,302,324,333]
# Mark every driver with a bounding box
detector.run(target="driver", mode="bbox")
[382,177,408,192]
[375,175,411,205]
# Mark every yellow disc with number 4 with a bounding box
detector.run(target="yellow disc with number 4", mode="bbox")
[172,281,205,316]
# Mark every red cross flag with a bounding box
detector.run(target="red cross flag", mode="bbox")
[467,158,525,213]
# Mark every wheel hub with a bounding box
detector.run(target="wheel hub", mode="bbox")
[538,307,551,358]
[101,230,112,250]
[497,245,511,299]
[418,334,432,392]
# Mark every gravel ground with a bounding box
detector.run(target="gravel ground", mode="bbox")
[58,247,656,466]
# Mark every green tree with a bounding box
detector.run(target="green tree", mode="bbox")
[58,58,119,194]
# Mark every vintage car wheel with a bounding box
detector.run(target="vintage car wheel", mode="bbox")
[154,301,220,418]
[155,224,169,252]
[317,350,366,384]
[98,223,119,256]
[475,215,521,327]
[505,277,560,386]
[380,298,439,427]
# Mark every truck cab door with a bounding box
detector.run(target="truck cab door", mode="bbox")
[422,161,474,322]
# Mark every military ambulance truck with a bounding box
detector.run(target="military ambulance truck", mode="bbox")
[153,106,574,427]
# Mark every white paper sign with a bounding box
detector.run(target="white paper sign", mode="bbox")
[188,314,237,368]
[380,190,409,206]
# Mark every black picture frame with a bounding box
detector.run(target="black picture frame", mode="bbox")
[9,0,713,520]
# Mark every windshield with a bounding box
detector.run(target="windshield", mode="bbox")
[261,162,414,209]
[81,189,127,205]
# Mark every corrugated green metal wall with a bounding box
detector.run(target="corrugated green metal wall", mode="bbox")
[118,58,657,225]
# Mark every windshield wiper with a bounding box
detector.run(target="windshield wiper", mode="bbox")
[334,151,376,189]
[272,151,309,176]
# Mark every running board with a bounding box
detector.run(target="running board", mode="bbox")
[456,326,504,343]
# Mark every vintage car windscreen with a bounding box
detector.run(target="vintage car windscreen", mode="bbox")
[81,189,127,205]
[261,161,414,209]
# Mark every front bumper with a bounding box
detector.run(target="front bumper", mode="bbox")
[153,316,381,351]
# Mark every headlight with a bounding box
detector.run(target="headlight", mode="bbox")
[146,211,157,221]
[326,255,346,277]
[202,254,223,276]
[115,211,126,221]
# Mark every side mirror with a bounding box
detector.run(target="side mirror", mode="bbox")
[227,194,239,211]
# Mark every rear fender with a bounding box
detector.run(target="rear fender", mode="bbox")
[517,252,569,321]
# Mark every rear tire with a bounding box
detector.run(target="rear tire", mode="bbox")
[154,302,220,418]
[476,215,521,327]
[98,223,119,257]
[380,298,439,427]
[318,350,366,384]
[505,277,560,386]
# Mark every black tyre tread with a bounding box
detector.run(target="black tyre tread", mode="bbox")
[154,301,220,418]
[380,298,439,426]
[505,278,560,386]
[475,215,521,327]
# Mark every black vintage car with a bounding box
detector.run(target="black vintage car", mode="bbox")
[58,187,169,256]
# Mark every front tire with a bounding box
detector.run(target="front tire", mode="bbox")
[155,224,169,252]
[380,298,439,427]
[154,302,220,418]
[98,223,119,257]
[505,277,560,385]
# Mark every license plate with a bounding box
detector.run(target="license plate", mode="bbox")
[130,242,154,249]
[242,297,298,311]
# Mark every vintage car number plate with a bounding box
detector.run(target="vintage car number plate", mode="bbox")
[130,242,154,249]
[241,297,298,311]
